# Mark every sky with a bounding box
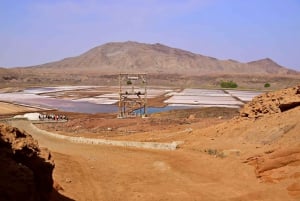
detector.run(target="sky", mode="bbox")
[0,0,300,71]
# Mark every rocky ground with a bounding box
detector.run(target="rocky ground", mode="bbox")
[240,85,300,118]
[35,107,238,141]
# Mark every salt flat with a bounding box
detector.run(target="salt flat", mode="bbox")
[0,87,263,112]
[23,86,97,94]
[164,88,262,108]
[165,89,243,107]
[226,90,263,102]
[73,97,118,105]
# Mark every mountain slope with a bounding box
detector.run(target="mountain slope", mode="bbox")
[247,58,295,74]
[27,41,297,75]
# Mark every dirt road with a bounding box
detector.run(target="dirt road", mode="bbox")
[8,119,294,201]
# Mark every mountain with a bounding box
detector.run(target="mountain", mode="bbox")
[0,67,18,82]
[2,41,299,88]
[25,41,297,75]
[247,58,296,74]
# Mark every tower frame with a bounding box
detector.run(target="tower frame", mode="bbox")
[118,73,147,118]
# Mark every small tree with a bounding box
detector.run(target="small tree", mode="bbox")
[126,80,132,85]
[264,83,271,88]
[220,80,238,88]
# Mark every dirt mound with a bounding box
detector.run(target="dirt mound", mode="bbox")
[182,85,300,199]
[240,85,300,118]
[0,123,54,201]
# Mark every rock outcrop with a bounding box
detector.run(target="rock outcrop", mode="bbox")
[240,85,300,118]
[245,147,300,197]
[0,123,54,201]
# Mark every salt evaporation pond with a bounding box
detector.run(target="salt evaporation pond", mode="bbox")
[0,86,263,114]
[0,87,184,114]
[23,86,96,94]
[135,106,192,115]
[0,92,118,114]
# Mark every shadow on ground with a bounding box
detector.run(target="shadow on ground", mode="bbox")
[51,189,75,201]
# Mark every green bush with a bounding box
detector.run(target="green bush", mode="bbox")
[220,80,238,88]
[126,80,132,85]
[264,83,271,88]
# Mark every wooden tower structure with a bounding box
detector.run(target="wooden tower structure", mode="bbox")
[118,73,147,118]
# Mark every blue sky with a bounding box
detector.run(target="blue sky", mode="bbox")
[0,0,300,71]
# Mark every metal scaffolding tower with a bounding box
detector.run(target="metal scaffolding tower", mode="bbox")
[118,73,147,118]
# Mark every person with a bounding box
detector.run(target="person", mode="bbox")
[136,91,141,98]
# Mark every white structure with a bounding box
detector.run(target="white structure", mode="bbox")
[14,113,41,121]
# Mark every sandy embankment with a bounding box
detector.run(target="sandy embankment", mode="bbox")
[0,102,40,115]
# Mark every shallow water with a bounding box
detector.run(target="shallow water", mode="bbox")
[16,96,118,114]
[135,106,191,115]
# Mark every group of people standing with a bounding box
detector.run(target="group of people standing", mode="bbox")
[39,113,68,121]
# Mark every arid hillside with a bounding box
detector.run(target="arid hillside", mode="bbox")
[24,41,297,75]
[183,85,300,199]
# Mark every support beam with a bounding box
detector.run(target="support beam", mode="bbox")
[118,73,148,118]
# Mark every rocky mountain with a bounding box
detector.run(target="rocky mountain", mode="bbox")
[26,41,297,75]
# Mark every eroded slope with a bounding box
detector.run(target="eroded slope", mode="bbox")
[0,123,54,201]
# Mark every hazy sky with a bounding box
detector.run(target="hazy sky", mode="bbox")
[1,0,300,71]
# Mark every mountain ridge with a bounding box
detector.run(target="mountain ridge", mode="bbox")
[20,41,297,75]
